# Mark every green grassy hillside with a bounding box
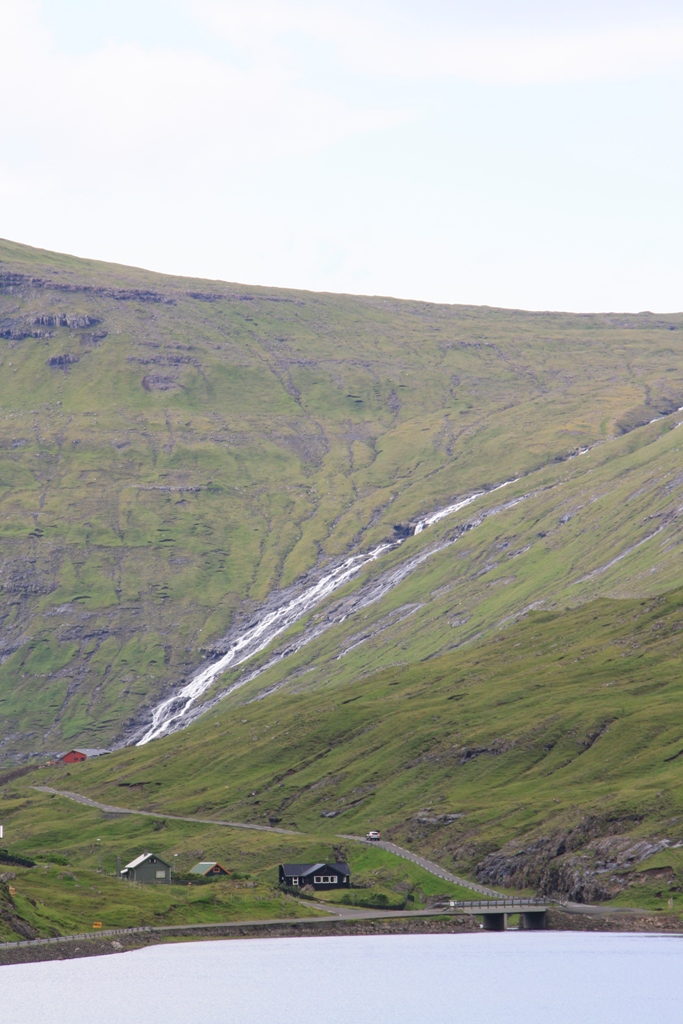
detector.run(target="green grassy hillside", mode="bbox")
[75,584,683,856]
[198,410,683,719]
[4,583,683,917]
[2,238,683,755]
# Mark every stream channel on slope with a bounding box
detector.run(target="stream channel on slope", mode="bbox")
[134,409,683,745]
[135,482,518,744]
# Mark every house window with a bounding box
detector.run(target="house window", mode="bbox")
[156,869,166,879]
[314,876,322,884]
[291,877,299,886]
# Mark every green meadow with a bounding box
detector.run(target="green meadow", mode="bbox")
[43,589,683,869]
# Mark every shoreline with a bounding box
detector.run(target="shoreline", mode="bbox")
[1,907,681,967]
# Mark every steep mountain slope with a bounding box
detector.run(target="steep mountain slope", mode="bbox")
[167,413,683,736]
[1,237,683,757]
[33,585,683,906]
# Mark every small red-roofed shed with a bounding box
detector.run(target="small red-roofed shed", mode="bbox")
[62,750,86,763]
[60,748,110,764]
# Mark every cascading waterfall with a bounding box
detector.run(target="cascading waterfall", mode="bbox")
[134,414,683,746]
[137,543,395,744]
[136,480,515,745]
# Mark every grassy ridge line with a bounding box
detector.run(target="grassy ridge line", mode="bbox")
[3,239,683,753]
[35,585,683,910]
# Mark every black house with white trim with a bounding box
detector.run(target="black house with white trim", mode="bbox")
[279,862,351,890]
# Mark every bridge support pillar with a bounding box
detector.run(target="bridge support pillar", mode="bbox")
[521,911,546,930]
[481,913,506,931]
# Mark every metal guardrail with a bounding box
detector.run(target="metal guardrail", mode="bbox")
[0,926,154,950]
[441,898,548,910]
[336,834,502,899]
[0,901,557,951]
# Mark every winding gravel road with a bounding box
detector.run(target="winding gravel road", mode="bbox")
[337,834,502,897]
[33,786,496,895]
[32,786,298,835]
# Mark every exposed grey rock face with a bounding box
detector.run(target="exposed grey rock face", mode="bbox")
[141,374,182,391]
[34,314,103,328]
[414,812,465,826]
[0,880,37,940]
[475,819,682,902]
[46,353,78,368]
[0,271,175,303]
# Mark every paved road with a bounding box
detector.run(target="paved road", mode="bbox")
[2,902,672,955]
[0,909,491,954]
[337,834,502,898]
[32,786,298,835]
[0,904,526,952]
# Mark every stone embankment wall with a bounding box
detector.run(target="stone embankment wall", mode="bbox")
[3,909,683,968]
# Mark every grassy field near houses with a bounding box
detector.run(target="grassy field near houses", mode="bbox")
[0,865,319,943]
[0,783,478,940]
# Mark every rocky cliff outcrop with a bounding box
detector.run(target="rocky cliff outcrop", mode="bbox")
[0,880,38,941]
[476,817,682,901]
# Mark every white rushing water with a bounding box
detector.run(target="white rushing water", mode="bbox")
[3,932,681,1024]
[137,479,524,745]
[412,490,485,533]
[137,483,513,744]
[179,534,460,727]
[137,541,394,744]
[136,479,528,745]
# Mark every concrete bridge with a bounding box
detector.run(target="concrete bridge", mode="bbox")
[442,898,549,931]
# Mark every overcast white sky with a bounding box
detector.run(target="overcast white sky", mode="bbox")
[1,0,683,311]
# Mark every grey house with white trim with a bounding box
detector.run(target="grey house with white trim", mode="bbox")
[120,852,171,884]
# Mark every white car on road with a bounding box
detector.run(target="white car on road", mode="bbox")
[365,830,381,841]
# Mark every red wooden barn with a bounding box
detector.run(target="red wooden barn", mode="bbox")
[60,748,110,764]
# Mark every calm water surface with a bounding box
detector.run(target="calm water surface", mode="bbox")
[1,931,681,1024]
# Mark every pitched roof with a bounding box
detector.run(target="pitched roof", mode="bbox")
[190,861,230,875]
[60,748,110,757]
[124,852,170,870]
[281,862,350,876]
[281,863,325,875]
